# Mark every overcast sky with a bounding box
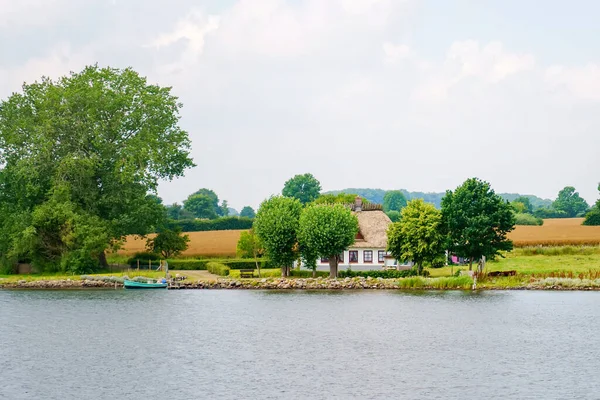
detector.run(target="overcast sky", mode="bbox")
[1,0,599,210]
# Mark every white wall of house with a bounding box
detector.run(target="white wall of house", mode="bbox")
[316,248,389,271]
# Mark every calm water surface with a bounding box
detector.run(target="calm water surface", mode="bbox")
[1,289,599,400]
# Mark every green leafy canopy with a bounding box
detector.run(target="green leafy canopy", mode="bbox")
[0,65,194,272]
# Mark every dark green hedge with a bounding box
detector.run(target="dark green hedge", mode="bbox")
[159,258,271,270]
[338,269,419,279]
[164,217,253,232]
[127,252,161,267]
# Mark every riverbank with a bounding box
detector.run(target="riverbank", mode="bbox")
[4,275,600,290]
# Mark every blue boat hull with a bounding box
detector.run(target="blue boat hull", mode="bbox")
[124,280,168,289]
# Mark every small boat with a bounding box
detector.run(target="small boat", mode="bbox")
[124,280,168,289]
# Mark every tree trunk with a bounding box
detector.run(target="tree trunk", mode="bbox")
[469,259,473,271]
[312,268,316,278]
[417,261,423,276]
[254,250,260,278]
[281,264,290,278]
[98,251,109,269]
[329,256,338,279]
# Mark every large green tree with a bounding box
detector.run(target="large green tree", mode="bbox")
[297,204,358,278]
[441,178,515,271]
[0,65,194,272]
[253,196,302,277]
[240,206,256,219]
[552,186,589,218]
[383,190,408,212]
[183,194,218,219]
[282,173,322,205]
[146,228,190,258]
[387,199,444,275]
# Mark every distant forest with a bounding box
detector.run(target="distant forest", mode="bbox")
[326,188,553,210]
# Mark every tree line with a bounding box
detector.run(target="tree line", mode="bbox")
[250,174,515,278]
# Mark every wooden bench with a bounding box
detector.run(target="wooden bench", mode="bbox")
[239,269,254,278]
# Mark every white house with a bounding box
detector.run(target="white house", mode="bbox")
[315,197,413,272]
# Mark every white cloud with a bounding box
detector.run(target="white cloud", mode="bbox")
[0,43,94,94]
[382,42,412,64]
[1,0,599,207]
[545,63,600,101]
[411,40,536,102]
[0,0,76,29]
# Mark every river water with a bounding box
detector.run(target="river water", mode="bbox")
[1,289,599,399]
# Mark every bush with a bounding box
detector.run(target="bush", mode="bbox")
[206,262,230,276]
[165,217,254,232]
[533,208,568,219]
[514,213,543,226]
[338,268,419,279]
[583,209,600,226]
[127,252,161,267]
[165,258,270,270]
[290,270,330,278]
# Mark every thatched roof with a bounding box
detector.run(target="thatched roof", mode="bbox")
[350,209,391,249]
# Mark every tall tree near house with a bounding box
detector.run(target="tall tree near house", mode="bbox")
[253,196,302,277]
[441,178,515,271]
[240,206,256,219]
[297,204,358,278]
[386,199,445,275]
[282,173,322,205]
[552,186,590,218]
[0,65,194,273]
[383,190,407,213]
[236,229,264,276]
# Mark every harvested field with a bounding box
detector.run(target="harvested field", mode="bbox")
[118,229,246,257]
[510,218,600,246]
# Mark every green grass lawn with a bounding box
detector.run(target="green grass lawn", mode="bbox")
[428,249,600,278]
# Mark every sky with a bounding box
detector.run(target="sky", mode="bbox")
[1,0,599,210]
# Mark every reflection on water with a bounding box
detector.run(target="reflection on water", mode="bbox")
[1,289,599,399]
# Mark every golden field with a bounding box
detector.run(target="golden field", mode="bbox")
[509,218,600,246]
[118,229,246,257]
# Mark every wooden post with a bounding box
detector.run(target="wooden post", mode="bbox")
[137,259,140,271]
[149,259,151,271]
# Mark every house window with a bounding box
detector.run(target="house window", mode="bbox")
[321,257,329,263]
[363,250,373,263]
[349,251,358,263]
[378,251,386,263]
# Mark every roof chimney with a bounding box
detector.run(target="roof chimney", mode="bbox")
[354,196,362,212]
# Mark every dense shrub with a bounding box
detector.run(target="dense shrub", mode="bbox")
[583,209,600,226]
[533,208,568,219]
[127,252,161,267]
[514,213,544,226]
[290,270,330,278]
[206,262,230,276]
[338,268,419,279]
[165,217,253,232]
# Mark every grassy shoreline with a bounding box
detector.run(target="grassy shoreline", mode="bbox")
[4,246,600,290]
